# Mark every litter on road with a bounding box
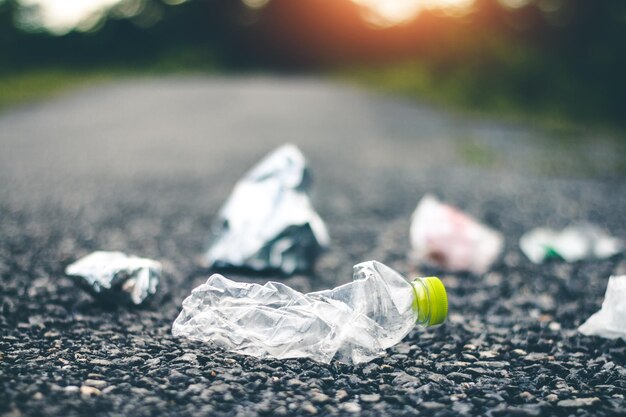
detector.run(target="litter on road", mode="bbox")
[520,224,623,264]
[410,194,504,275]
[65,251,161,306]
[204,144,329,275]
[172,260,447,364]
[578,275,626,340]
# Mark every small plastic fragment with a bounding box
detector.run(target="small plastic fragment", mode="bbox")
[65,251,161,306]
[204,144,329,275]
[409,194,504,275]
[578,275,626,340]
[172,260,447,364]
[520,224,623,264]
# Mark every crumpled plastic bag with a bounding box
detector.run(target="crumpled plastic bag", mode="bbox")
[519,224,623,264]
[205,144,329,275]
[65,251,161,306]
[578,275,626,340]
[410,194,504,275]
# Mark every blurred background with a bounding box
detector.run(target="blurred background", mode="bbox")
[1,0,625,131]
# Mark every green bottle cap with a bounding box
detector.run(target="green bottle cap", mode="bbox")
[412,276,448,326]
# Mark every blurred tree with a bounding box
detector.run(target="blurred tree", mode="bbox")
[0,0,20,72]
[0,0,624,126]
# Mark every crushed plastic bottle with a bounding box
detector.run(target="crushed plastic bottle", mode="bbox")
[578,275,626,340]
[65,251,161,306]
[172,260,447,364]
[410,194,504,275]
[520,224,623,264]
[205,144,329,275]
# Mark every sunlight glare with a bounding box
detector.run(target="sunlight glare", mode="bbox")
[352,0,475,27]
[18,0,125,34]
[242,0,270,10]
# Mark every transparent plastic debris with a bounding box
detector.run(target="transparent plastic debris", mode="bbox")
[205,144,329,275]
[172,260,447,364]
[65,251,161,306]
[578,275,626,340]
[410,194,504,275]
[520,224,623,264]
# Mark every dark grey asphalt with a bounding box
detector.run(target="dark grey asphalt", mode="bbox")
[1,76,625,417]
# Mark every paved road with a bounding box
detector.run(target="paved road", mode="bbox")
[1,76,625,417]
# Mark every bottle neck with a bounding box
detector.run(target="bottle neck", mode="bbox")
[411,279,431,326]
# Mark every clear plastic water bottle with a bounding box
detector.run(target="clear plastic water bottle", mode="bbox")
[172,261,447,364]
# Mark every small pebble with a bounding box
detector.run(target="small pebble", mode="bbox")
[479,350,498,359]
[311,392,330,404]
[83,379,107,388]
[524,353,548,362]
[557,398,600,407]
[300,402,317,414]
[422,402,445,410]
[341,403,361,413]
[80,385,102,397]
[549,322,561,331]
[360,394,381,403]
[335,390,349,401]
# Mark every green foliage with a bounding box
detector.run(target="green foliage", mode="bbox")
[0,53,219,110]
[335,34,622,133]
[0,70,114,110]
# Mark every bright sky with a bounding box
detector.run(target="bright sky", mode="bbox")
[20,0,476,34]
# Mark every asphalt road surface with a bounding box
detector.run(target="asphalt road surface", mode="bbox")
[1,76,625,417]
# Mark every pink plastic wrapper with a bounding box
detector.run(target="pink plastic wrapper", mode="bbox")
[410,195,504,275]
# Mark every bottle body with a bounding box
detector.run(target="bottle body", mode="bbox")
[173,261,435,364]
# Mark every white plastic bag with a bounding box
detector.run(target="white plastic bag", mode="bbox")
[579,275,626,340]
[520,224,623,264]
